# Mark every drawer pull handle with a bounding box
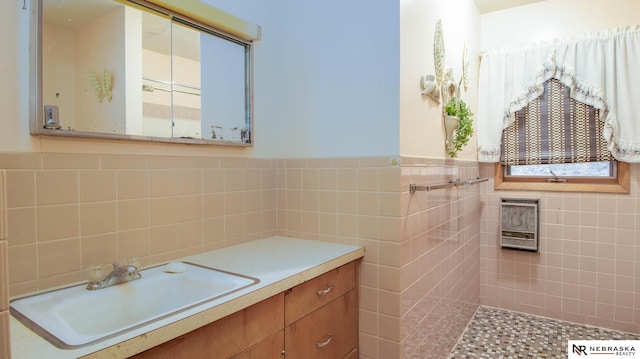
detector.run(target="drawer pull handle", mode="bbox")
[316,284,335,296]
[316,334,334,348]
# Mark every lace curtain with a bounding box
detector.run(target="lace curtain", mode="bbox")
[477,26,640,163]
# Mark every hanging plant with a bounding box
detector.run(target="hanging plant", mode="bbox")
[443,97,474,158]
[425,19,474,157]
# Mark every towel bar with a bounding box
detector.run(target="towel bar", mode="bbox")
[409,177,488,193]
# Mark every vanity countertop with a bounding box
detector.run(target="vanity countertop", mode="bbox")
[10,236,365,359]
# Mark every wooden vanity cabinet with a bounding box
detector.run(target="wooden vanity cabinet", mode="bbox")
[129,261,359,359]
[285,289,357,358]
[284,261,358,359]
[130,293,285,359]
[230,330,285,359]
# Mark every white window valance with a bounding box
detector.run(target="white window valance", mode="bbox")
[477,26,640,163]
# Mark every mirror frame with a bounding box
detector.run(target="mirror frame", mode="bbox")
[30,0,255,147]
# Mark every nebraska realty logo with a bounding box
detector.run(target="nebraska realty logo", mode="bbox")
[569,340,638,357]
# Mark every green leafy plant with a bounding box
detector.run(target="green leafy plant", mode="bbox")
[443,97,474,158]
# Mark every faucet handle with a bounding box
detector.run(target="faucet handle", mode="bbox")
[86,264,106,282]
[122,257,141,269]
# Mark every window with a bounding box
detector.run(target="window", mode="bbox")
[495,79,629,193]
[495,162,629,193]
[507,161,614,177]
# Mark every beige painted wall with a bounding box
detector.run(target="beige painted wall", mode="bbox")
[399,0,481,160]
[480,0,640,49]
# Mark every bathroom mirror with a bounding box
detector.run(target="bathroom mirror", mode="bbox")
[31,0,255,145]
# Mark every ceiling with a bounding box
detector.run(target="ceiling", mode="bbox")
[43,0,201,61]
[43,0,119,29]
[474,0,549,14]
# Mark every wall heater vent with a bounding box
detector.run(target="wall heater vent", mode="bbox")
[500,198,539,252]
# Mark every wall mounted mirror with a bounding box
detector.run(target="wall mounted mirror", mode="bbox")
[32,0,256,145]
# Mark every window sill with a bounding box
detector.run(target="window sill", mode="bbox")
[493,162,630,194]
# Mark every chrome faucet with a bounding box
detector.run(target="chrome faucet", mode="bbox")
[86,262,142,290]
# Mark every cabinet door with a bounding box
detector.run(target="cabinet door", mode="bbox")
[284,261,356,326]
[231,329,284,359]
[285,289,357,359]
[131,293,284,359]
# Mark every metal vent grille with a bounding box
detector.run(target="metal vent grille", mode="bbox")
[500,198,539,252]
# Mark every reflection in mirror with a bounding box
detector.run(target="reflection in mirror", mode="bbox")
[35,0,254,145]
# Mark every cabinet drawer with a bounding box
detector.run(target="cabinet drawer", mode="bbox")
[284,289,357,359]
[285,261,356,325]
[131,293,284,359]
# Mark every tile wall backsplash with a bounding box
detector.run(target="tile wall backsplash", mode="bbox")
[479,163,640,334]
[0,170,5,241]
[1,153,277,296]
[0,240,7,311]
[275,157,481,359]
[4,152,637,356]
[1,169,11,359]
[0,169,9,311]
[275,157,405,358]
[399,158,480,359]
[2,153,482,359]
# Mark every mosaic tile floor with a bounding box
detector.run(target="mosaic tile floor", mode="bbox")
[449,306,640,358]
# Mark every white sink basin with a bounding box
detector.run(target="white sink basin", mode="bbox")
[10,262,259,349]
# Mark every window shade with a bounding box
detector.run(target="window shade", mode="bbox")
[501,79,613,165]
